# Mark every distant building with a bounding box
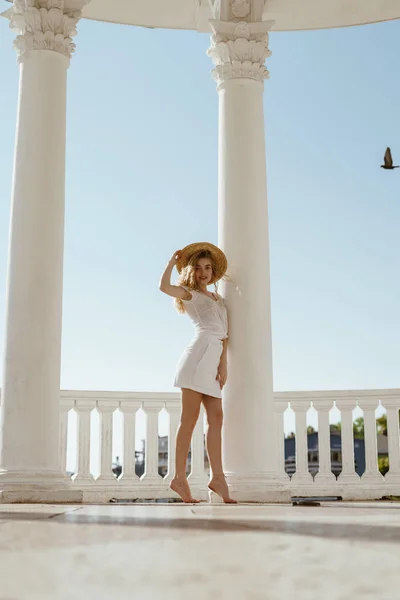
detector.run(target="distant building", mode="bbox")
[111,451,144,478]
[284,432,388,477]
[138,435,210,477]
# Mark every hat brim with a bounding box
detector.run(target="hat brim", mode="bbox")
[176,242,227,284]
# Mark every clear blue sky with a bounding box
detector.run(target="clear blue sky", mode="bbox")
[0,11,399,467]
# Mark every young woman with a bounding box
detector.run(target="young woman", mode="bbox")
[159,242,236,504]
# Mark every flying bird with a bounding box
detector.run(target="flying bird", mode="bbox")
[381,147,399,170]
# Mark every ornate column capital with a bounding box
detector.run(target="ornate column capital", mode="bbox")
[207,18,274,87]
[6,0,88,61]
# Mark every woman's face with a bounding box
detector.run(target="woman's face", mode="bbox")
[194,257,213,287]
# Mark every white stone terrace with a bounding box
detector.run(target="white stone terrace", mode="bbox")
[1,501,400,599]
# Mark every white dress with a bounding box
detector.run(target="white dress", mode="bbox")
[174,288,228,399]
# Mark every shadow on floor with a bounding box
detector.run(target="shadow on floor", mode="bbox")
[1,510,400,544]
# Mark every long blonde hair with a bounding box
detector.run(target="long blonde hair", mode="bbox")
[175,250,218,314]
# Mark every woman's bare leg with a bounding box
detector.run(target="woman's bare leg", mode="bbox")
[170,388,202,503]
[203,396,237,503]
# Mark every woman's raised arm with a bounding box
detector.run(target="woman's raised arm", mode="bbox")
[159,250,192,300]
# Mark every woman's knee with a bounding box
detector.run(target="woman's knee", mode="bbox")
[180,408,200,430]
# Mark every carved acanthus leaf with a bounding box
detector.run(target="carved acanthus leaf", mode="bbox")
[8,0,82,60]
[207,19,273,85]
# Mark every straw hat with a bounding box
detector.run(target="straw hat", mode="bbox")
[176,242,228,284]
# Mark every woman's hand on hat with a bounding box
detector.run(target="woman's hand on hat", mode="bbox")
[169,250,181,266]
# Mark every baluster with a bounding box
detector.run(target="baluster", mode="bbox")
[188,407,208,493]
[73,400,96,483]
[142,401,163,482]
[336,400,359,484]
[359,399,384,484]
[382,400,400,484]
[165,401,181,484]
[313,400,335,483]
[290,401,313,485]
[59,398,72,476]
[96,401,118,482]
[274,402,290,481]
[119,400,141,483]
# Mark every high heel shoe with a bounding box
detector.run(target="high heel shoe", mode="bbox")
[208,476,238,504]
[208,490,224,504]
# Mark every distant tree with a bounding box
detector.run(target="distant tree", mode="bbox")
[353,417,365,439]
[285,412,399,440]
[376,415,388,436]
[378,456,389,476]
[330,412,399,439]
[330,423,341,434]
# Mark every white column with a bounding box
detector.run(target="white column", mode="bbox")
[381,400,400,485]
[0,0,86,503]
[336,400,359,484]
[207,3,289,502]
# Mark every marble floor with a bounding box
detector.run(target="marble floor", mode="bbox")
[0,501,399,600]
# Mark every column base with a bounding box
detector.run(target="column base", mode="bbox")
[0,469,72,489]
[275,472,290,484]
[225,472,291,503]
[0,488,83,504]
[0,469,83,504]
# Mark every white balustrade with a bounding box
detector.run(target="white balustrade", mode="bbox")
[275,390,400,500]
[2,388,400,501]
